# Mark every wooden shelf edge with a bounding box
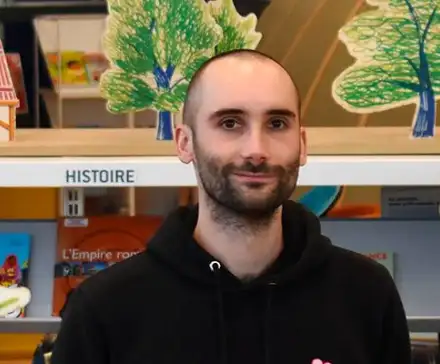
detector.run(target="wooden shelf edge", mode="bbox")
[0,127,439,157]
[306,126,440,155]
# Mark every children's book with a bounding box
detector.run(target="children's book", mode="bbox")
[45,51,108,86]
[46,51,88,85]
[0,233,32,318]
[52,216,163,316]
[83,52,108,83]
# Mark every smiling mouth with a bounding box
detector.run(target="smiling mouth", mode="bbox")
[233,173,275,182]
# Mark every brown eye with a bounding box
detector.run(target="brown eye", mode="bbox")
[270,119,286,129]
[221,118,239,129]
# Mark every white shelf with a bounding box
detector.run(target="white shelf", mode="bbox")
[0,317,61,333]
[0,316,436,333]
[0,155,438,187]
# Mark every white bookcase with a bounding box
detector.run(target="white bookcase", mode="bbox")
[0,12,440,346]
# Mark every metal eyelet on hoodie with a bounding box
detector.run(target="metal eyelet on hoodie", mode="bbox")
[209,260,221,272]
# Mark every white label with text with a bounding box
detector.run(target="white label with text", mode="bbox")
[64,168,136,185]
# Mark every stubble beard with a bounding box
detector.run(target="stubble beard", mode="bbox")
[192,137,300,233]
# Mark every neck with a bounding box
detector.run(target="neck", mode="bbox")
[194,195,284,281]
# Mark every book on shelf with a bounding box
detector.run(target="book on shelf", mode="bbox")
[0,232,32,318]
[45,50,108,87]
[52,215,163,316]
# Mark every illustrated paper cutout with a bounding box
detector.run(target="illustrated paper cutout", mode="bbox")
[100,0,262,140]
[333,0,439,138]
[0,286,31,318]
[208,0,262,54]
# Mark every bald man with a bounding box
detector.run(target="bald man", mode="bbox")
[51,49,411,364]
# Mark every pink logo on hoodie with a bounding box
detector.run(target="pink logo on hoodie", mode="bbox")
[311,359,331,364]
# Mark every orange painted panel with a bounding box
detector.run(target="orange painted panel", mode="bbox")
[0,333,43,360]
[0,188,58,219]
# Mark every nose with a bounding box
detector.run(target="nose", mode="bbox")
[240,129,269,164]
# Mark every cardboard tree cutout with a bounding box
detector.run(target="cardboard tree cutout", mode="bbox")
[333,0,439,139]
[100,0,262,140]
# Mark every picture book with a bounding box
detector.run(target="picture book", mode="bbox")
[0,233,32,318]
[83,52,108,84]
[45,51,108,86]
[53,215,163,316]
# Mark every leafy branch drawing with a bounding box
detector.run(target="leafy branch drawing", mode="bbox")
[100,0,262,140]
[332,0,440,138]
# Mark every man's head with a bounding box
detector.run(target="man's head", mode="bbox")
[175,49,307,223]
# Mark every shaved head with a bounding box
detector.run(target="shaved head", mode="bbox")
[175,48,306,229]
[182,49,301,129]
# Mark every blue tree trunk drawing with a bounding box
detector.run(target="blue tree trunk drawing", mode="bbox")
[405,0,437,138]
[412,43,436,138]
[413,86,436,138]
[156,110,174,140]
[153,65,175,141]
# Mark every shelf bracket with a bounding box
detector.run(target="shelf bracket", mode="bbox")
[62,187,84,217]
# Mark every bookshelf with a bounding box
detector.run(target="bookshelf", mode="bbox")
[0,128,439,187]
[0,4,439,363]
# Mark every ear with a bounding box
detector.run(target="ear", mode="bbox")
[175,124,194,164]
[299,126,307,166]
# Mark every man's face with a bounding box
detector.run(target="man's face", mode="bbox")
[177,57,307,219]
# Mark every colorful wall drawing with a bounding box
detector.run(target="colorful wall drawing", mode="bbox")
[333,0,439,139]
[100,0,262,140]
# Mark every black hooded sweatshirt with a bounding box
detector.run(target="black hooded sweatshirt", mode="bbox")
[51,201,411,364]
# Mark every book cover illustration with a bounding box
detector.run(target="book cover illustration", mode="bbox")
[45,51,108,86]
[53,215,163,316]
[5,53,28,115]
[0,233,32,318]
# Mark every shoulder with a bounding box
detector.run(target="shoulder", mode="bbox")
[326,245,397,305]
[330,246,391,276]
[73,250,157,309]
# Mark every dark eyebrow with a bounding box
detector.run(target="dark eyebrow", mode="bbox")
[208,108,297,120]
[266,109,296,118]
[209,108,245,120]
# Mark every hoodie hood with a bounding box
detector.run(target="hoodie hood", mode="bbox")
[147,200,333,290]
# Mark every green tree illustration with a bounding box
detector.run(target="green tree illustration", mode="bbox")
[208,0,262,54]
[332,0,440,138]
[100,0,262,141]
